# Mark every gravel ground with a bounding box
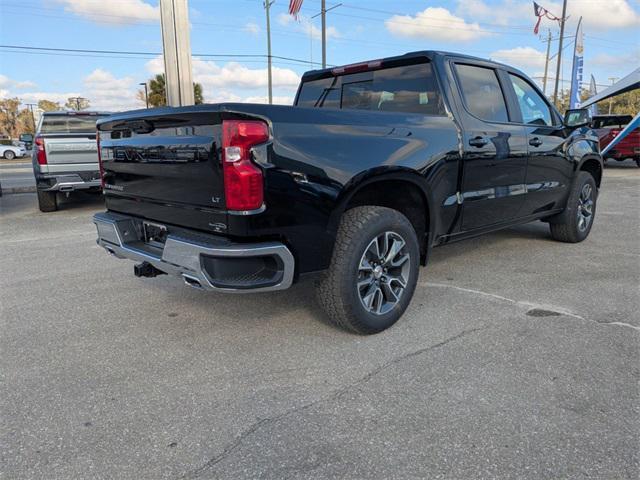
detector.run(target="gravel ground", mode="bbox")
[1,162,638,479]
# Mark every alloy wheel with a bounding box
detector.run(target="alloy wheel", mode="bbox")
[577,183,594,232]
[357,231,411,315]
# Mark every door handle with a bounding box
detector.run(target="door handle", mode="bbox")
[529,137,543,147]
[469,136,488,148]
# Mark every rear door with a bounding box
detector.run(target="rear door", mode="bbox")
[40,113,106,167]
[504,73,573,216]
[452,62,528,230]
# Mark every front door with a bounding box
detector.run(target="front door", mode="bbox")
[453,63,528,231]
[506,73,574,216]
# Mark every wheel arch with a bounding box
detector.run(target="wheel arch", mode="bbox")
[577,154,603,188]
[328,170,435,265]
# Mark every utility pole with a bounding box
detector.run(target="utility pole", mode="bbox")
[265,0,274,104]
[542,29,552,95]
[607,77,618,114]
[67,97,87,111]
[311,2,341,69]
[321,0,326,68]
[25,103,36,132]
[159,0,194,107]
[139,82,149,108]
[552,0,568,106]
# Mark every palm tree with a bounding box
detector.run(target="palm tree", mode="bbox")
[140,74,204,107]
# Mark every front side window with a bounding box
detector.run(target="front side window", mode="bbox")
[296,62,445,115]
[509,74,553,126]
[455,64,509,123]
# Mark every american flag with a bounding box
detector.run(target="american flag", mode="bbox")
[532,2,559,34]
[289,0,304,18]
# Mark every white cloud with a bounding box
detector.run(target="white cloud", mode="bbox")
[591,49,640,71]
[456,0,531,27]
[56,0,159,25]
[385,7,490,42]
[82,69,144,111]
[457,0,640,31]
[277,13,340,40]
[145,56,301,102]
[490,46,547,71]
[0,74,37,90]
[243,22,261,36]
[206,90,293,105]
[9,91,81,105]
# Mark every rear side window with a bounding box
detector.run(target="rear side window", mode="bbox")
[297,62,445,115]
[455,64,508,123]
[40,115,107,134]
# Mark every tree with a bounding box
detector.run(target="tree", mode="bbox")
[38,99,61,112]
[137,74,204,107]
[65,97,91,111]
[0,98,21,137]
[552,88,640,116]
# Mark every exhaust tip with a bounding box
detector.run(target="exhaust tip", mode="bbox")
[182,274,203,290]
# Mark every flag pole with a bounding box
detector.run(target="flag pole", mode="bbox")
[265,0,274,104]
[552,0,567,107]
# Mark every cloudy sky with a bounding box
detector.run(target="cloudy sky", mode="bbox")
[0,0,638,111]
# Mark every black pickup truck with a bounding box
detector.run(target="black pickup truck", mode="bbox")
[94,51,602,334]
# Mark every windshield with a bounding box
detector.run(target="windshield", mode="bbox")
[40,114,108,134]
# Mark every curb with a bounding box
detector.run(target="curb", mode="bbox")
[1,186,37,195]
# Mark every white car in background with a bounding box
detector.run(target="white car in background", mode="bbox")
[0,144,26,160]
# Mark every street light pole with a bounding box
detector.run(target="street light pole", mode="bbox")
[139,82,149,108]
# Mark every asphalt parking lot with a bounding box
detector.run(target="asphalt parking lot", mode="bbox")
[1,162,639,479]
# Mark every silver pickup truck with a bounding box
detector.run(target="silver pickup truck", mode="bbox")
[32,111,110,212]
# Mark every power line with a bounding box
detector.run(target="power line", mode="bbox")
[0,44,328,67]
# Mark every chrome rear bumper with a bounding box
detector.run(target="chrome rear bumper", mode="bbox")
[93,212,295,293]
[40,173,101,191]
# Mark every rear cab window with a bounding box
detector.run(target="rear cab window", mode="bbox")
[296,61,446,115]
[39,114,109,134]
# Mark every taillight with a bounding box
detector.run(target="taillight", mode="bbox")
[34,136,47,165]
[96,130,104,189]
[222,120,268,211]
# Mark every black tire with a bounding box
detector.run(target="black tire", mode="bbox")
[37,190,58,212]
[316,206,420,334]
[635,158,640,168]
[4,150,15,160]
[549,172,597,243]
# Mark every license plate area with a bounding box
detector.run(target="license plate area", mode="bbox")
[142,221,168,247]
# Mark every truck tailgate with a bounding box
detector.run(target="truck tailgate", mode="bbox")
[98,109,226,231]
[44,134,99,165]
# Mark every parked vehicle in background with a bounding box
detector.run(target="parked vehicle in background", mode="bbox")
[0,144,26,160]
[93,51,602,334]
[19,133,34,151]
[591,114,640,167]
[32,111,110,212]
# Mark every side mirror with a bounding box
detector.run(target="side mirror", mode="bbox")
[564,108,591,128]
